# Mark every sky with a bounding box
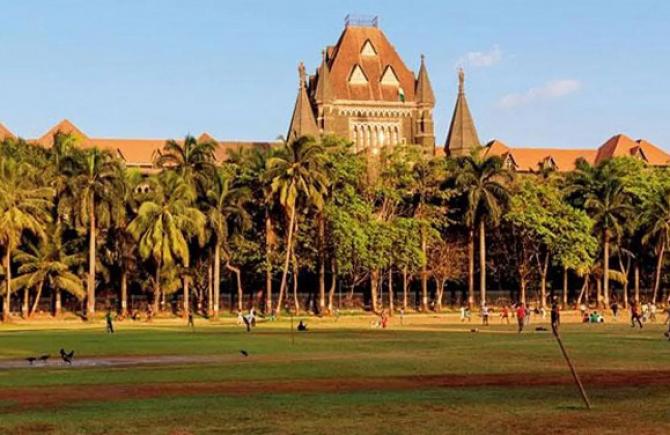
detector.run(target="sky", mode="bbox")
[1,0,669,150]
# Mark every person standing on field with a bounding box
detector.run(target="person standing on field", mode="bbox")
[516,303,527,333]
[631,301,644,328]
[481,304,490,326]
[105,310,114,334]
[611,301,619,320]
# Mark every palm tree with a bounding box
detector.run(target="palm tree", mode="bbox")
[642,184,670,302]
[13,227,85,317]
[128,173,206,316]
[266,136,328,315]
[154,135,217,192]
[0,159,53,320]
[452,151,511,308]
[69,148,123,316]
[582,181,632,308]
[205,168,251,317]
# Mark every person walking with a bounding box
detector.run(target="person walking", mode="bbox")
[187,311,195,330]
[649,302,657,322]
[516,303,527,333]
[631,301,644,329]
[105,310,114,334]
[481,304,490,326]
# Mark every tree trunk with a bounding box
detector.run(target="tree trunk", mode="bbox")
[602,233,609,308]
[120,268,128,317]
[539,253,549,309]
[87,192,96,317]
[264,212,273,315]
[318,215,326,315]
[576,276,587,306]
[520,280,527,306]
[226,261,243,312]
[54,288,62,317]
[435,278,446,311]
[402,266,408,311]
[634,262,640,305]
[653,244,665,303]
[153,262,161,314]
[468,228,475,309]
[479,220,487,307]
[207,253,213,317]
[30,281,45,318]
[22,284,29,319]
[420,228,428,311]
[182,259,190,319]
[562,266,568,308]
[291,255,300,314]
[371,269,380,313]
[596,278,602,307]
[3,251,11,320]
[388,267,394,315]
[213,243,221,318]
[327,258,337,313]
[275,206,296,316]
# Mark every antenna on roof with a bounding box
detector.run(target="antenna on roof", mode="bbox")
[344,14,379,28]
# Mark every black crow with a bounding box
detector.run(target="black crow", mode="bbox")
[38,354,49,363]
[240,350,249,357]
[60,348,75,365]
[26,357,36,365]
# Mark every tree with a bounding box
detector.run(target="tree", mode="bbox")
[69,148,124,316]
[642,183,670,302]
[128,173,206,315]
[428,236,467,310]
[205,168,251,316]
[451,151,511,307]
[0,159,53,320]
[266,137,328,315]
[13,226,85,317]
[154,135,217,192]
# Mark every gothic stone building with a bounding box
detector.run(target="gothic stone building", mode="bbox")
[287,16,436,156]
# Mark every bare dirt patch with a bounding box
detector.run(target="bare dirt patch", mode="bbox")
[2,370,670,413]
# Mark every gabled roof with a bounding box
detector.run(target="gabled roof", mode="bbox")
[635,139,670,165]
[594,134,670,165]
[198,132,216,143]
[327,25,416,102]
[287,62,319,141]
[445,69,480,156]
[37,119,88,147]
[415,55,435,106]
[485,139,596,172]
[0,123,15,141]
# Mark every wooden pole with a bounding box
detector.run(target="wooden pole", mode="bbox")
[552,324,591,409]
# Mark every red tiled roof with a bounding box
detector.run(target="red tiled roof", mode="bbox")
[486,139,597,172]
[0,123,15,140]
[327,26,416,102]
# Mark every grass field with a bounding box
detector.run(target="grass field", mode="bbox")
[1,313,669,434]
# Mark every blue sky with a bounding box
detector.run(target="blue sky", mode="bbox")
[1,0,669,149]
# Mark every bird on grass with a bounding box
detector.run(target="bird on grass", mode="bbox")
[60,348,75,365]
[469,328,479,333]
[38,354,49,363]
[26,357,37,365]
[240,350,249,357]
[535,326,549,332]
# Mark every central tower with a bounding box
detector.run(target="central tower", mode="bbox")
[288,16,436,155]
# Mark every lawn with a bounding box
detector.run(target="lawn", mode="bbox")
[1,314,669,434]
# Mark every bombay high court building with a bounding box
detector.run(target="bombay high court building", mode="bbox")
[1,15,669,171]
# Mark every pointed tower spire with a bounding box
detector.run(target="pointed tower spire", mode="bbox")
[445,69,480,157]
[287,62,319,142]
[315,49,333,104]
[415,54,435,106]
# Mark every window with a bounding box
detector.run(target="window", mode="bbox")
[361,40,377,56]
[380,66,399,86]
[349,65,368,85]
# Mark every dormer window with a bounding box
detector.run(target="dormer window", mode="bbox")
[361,40,377,56]
[380,66,399,86]
[503,153,517,171]
[349,65,368,85]
[541,156,557,171]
